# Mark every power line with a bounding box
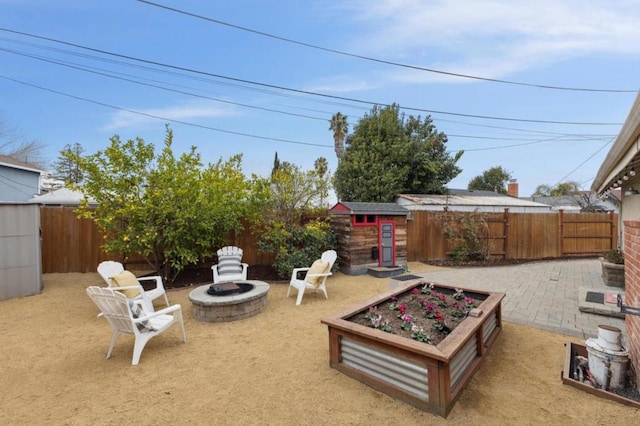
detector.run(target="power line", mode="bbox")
[137,0,638,94]
[0,74,331,149]
[3,47,621,147]
[0,28,624,126]
[552,139,614,187]
[0,47,329,122]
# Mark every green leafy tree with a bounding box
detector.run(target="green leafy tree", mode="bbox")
[531,184,553,197]
[532,181,580,197]
[550,181,580,196]
[257,159,336,277]
[329,112,349,160]
[67,126,261,282]
[467,166,512,194]
[333,104,462,202]
[53,142,84,183]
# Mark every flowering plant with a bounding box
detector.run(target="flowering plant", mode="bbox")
[410,325,430,343]
[453,288,465,300]
[351,282,484,346]
[433,312,450,333]
[400,314,413,331]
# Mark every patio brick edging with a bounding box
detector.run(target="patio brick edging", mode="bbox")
[623,220,640,388]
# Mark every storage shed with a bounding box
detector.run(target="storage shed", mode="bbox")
[329,201,409,275]
[0,203,42,300]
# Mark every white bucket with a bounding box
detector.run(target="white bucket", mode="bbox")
[585,337,629,390]
[596,325,623,351]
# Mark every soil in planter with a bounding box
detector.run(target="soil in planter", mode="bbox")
[348,282,487,346]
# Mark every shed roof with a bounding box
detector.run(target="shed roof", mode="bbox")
[330,201,409,216]
[0,155,45,174]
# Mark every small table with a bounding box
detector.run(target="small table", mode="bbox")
[188,280,270,323]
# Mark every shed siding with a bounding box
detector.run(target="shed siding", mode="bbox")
[330,213,407,275]
[0,204,42,299]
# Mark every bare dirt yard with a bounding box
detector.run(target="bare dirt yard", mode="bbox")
[1,262,638,425]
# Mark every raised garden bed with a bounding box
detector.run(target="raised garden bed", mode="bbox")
[321,280,505,418]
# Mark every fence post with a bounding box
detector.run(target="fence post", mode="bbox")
[504,208,510,260]
[559,209,564,257]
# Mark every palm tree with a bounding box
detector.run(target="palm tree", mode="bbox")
[314,157,329,206]
[329,112,349,160]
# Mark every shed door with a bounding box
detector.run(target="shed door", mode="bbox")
[379,221,395,267]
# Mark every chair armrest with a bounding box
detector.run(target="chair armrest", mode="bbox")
[136,275,164,291]
[112,285,143,291]
[291,267,310,280]
[136,304,182,321]
[305,272,332,278]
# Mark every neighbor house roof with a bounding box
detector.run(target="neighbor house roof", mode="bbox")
[396,193,552,212]
[523,193,616,212]
[28,187,96,206]
[330,201,409,216]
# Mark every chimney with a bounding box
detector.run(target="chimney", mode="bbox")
[507,179,518,198]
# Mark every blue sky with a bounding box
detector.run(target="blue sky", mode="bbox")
[2,0,640,197]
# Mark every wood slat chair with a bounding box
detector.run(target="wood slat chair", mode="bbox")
[97,261,169,312]
[86,286,186,365]
[287,250,337,306]
[211,246,248,283]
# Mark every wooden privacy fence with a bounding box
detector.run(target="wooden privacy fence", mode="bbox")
[406,209,618,262]
[40,206,617,273]
[40,206,274,273]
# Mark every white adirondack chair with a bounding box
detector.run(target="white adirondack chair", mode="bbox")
[211,246,248,283]
[97,261,169,311]
[86,286,186,365]
[287,250,337,306]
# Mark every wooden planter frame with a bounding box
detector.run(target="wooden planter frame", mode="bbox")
[321,281,505,417]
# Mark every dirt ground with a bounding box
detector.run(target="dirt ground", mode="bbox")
[1,262,638,425]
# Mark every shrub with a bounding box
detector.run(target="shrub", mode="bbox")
[603,249,624,265]
[257,219,336,278]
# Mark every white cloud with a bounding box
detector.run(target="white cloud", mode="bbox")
[335,0,640,83]
[103,101,235,131]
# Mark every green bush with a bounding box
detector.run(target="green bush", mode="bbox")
[257,219,336,279]
[603,249,624,265]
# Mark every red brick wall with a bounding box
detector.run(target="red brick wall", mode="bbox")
[623,220,640,386]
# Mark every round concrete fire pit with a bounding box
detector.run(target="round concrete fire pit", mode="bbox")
[189,280,270,323]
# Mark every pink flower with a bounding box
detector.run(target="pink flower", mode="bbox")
[398,304,407,314]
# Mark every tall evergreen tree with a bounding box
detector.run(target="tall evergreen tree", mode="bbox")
[53,142,84,183]
[333,104,462,202]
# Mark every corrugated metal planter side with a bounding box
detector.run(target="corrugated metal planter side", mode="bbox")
[321,282,504,418]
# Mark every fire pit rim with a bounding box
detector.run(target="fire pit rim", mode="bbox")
[189,280,270,306]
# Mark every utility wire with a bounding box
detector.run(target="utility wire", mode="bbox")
[4,35,620,138]
[552,138,614,187]
[137,0,638,94]
[1,47,619,146]
[0,28,624,126]
[0,47,329,122]
[0,74,331,149]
